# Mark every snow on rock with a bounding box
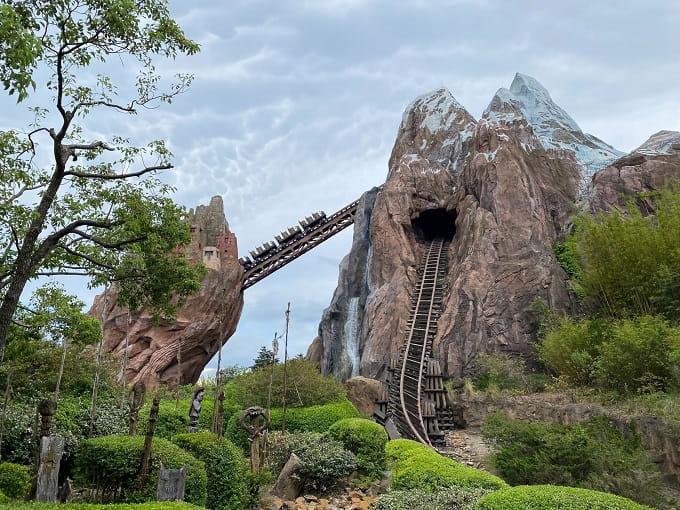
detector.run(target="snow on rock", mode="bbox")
[484,73,624,180]
[633,130,680,155]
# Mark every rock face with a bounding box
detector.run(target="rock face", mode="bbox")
[90,196,243,390]
[311,73,679,382]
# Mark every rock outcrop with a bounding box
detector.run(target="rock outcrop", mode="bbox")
[311,73,679,382]
[90,196,243,390]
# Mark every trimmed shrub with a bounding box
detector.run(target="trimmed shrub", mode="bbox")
[481,413,663,506]
[475,484,654,510]
[327,418,388,478]
[172,432,246,510]
[226,399,360,451]
[371,486,490,510]
[266,432,355,492]
[0,462,30,500]
[385,439,507,491]
[74,435,206,505]
[0,504,204,510]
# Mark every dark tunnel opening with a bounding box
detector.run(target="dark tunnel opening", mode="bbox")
[412,208,457,242]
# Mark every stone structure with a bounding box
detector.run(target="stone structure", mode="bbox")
[188,386,204,432]
[90,196,244,390]
[310,73,680,382]
[156,463,187,502]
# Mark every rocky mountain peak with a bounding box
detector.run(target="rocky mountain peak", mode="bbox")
[633,130,680,155]
[484,73,624,181]
[389,88,476,176]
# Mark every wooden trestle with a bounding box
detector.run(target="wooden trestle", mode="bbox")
[374,238,454,446]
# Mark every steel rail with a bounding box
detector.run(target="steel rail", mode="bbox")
[398,238,445,447]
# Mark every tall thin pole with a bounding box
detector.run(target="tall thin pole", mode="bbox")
[212,287,225,434]
[281,302,290,435]
[89,287,108,438]
[120,309,130,410]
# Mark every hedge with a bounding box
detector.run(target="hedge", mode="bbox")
[0,504,204,510]
[386,439,507,491]
[0,462,30,500]
[74,435,206,505]
[475,485,654,510]
[225,399,360,451]
[137,399,214,439]
[172,432,246,510]
[327,418,388,478]
[372,486,491,510]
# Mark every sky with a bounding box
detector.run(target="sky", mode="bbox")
[3,0,680,376]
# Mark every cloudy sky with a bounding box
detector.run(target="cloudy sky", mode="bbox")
[4,1,680,375]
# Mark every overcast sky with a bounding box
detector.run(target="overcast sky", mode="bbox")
[4,1,680,376]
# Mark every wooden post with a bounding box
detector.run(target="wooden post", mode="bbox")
[281,303,290,435]
[215,391,225,439]
[89,287,108,438]
[128,381,146,436]
[139,396,160,486]
[36,435,65,502]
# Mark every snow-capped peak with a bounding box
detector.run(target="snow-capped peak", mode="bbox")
[484,73,624,179]
[400,88,468,134]
[633,130,680,156]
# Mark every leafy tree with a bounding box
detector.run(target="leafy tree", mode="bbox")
[570,185,680,319]
[0,0,202,359]
[251,345,279,371]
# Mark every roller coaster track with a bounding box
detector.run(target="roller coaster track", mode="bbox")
[375,238,452,446]
[240,198,360,290]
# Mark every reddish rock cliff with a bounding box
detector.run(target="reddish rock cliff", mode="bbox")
[90,196,243,390]
[311,74,680,381]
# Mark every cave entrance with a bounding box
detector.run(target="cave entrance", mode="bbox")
[412,208,456,242]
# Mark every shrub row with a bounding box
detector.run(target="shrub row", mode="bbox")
[385,439,507,491]
[171,432,246,510]
[74,436,206,505]
[226,398,360,450]
[0,504,204,510]
[475,485,654,510]
[372,486,491,510]
[0,462,30,500]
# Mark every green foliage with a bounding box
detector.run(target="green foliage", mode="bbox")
[265,432,356,492]
[475,484,653,510]
[136,398,214,439]
[570,185,680,319]
[0,504,204,510]
[473,353,533,393]
[540,315,680,393]
[0,0,203,357]
[327,418,388,478]
[250,346,279,371]
[225,399,360,451]
[74,435,206,505]
[554,238,582,279]
[0,396,127,466]
[172,432,246,510]
[481,413,663,506]
[371,486,491,510]
[224,359,346,409]
[0,462,30,500]
[385,439,508,491]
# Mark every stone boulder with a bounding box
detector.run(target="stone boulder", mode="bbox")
[345,376,381,417]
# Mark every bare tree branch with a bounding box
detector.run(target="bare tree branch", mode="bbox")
[1,184,44,206]
[70,229,146,249]
[59,244,116,270]
[64,164,172,179]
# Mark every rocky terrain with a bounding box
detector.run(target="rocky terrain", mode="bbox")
[90,196,244,390]
[309,73,680,382]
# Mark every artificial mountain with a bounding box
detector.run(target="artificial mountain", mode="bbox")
[308,73,680,382]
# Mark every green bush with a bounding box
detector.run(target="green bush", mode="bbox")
[172,432,246,510]
[473,353,532,392]
[265,432,355,492]
[371,486,490,510]
[475,484,653,510]
[481,413,663,506]
[74,435,206,505]
[327,418,388,478]
[540,315,680,393]
[224,359,346,409]
[385,439,507,491]
[137,398,214,439]
[0,504,204,510]
[0,463,30,500]
[225,399,360,451]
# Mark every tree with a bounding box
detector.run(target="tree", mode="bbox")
[0,0,203,358]
[251,345,279,371]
